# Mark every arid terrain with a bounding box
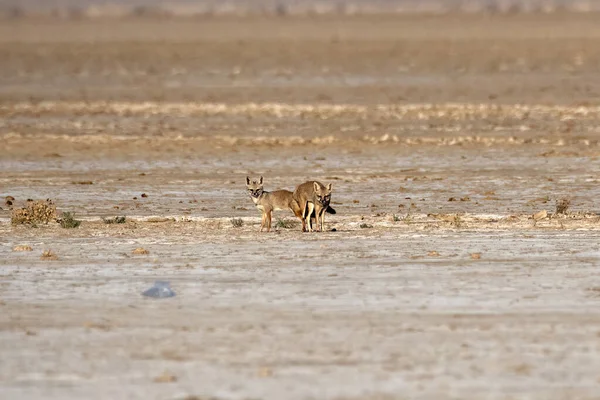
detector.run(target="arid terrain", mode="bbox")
[1,14,600,400]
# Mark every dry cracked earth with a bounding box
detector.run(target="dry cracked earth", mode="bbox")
[1,14,600,400]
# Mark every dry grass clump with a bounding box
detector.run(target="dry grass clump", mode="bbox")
[11,199,56,226]
[103,216,127,224]
[452,214,463,228]
[555,198,571,215]
[132,247,150,255]
[58,212,81,228]
[13,245,32,252]
[275,218,297,229]
[40,250,58,260]
[230,218,244,228]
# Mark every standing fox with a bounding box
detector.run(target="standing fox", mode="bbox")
[293,181,336,232]
[246,176,304,232]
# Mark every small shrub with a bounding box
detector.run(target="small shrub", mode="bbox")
[399,211,413,225]
[555,198,571,215]
[11,199,56,225]
[13,245,33,252]
[132,247,149,255]
[230,218,244,228]
[392,214,401,222]
[359,223,373,229]
[11,208,30,225]
[40,250,58,260]
[59,212,81,228]
[275,218,297,229]
[452,214,463,228]
[103,216,126,224]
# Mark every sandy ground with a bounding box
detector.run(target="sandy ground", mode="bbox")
[1,15,600,400]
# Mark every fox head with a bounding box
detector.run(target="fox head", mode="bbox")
[314,182,332,207]
[246,176,264,200]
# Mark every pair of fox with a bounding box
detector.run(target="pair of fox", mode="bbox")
[246,176,335,232]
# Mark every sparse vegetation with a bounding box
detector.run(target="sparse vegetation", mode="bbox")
[103,216,127,224]
[13,245,32,252]
[392,214,401,222]
[275,218,297,229]
[132,248,149,255]
[230,218,244,228]
[40,250,58,260]
[555,198,571,215]
[401,211,414,225]
[452,214,463,228]
[11,199,57,226]
[359,223,373,229]
[58,212,81,228]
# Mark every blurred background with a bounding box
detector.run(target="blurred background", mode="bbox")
[1,0,600,16]
[2,0,600,106]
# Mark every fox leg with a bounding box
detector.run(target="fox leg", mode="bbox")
[314,206,321,232]
[301,201,309,232]
[260,211,266,232]
[305,202,315,232]
[292,200,306,232]
[319,208,325,232]
[266,209,272,232]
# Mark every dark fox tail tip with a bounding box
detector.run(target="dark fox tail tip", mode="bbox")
[326,206,336,215]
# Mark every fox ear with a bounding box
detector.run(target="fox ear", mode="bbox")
[246,176,251,185]
[327,183,332,191]
[313,182,319,191]
[259,176,263,185]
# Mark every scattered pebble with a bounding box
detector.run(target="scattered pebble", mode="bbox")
[142,281,175,298]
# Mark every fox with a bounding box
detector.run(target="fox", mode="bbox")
[292,180,336,232]
[246,176,304,232]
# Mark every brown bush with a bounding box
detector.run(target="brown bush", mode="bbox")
[11,199,57,225]
[555,198,571,215]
